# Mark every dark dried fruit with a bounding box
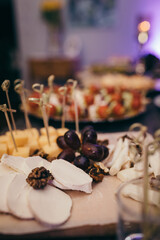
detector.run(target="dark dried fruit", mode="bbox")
[57,148,75,162]
[86,163,107,182]
[26,167,54,189]
[97,139,109,146]
[64,130,81,150]
[82,129,97,144]
[56,136,69,149]
[81,125,94,136]
[30,149,48,160]
[74,155,90,170]
[81,143,104,161]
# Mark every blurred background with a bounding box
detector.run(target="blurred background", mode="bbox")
[0,0,160,111]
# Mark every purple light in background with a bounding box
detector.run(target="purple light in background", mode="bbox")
[144,12,160,58]
[146,31,160,58]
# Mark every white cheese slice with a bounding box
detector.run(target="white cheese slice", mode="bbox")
[1,154,25,173]
[117,167,153,182]
[51,159,92,193]
[122,183,160,208]
[109,138,129,176]
[28,185,72,226]
[0,173,16,213]
[134,160,144,171]
[107,138,123,168]
[51,179,70,190]
[1,154,52,176]
[7,173,33,219]
[0,162,16,176]
[148,150,160,177]
[23,156,51,175]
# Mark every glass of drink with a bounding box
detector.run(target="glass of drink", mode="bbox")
[116,178,160,240]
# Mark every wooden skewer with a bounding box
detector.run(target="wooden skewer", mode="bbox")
[14,79,31,130]
[1,80,17,131]
[30,85,51,146]
[41,92,50,146]
[67,79,79,133]
[32,83,44,94]
[129,123,147,143]
[0,104,18,152]
[48,74,55,95]
[58,86,67,129]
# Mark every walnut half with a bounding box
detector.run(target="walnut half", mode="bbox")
[26,167,54,189]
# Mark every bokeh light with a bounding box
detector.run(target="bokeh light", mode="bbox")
[138,20,150,32]
[138,32,148,44]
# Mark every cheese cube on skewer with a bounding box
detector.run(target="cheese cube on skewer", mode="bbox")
[40,126,58,137]
[42,142,61,158]
[0,135,8,144]
[0,143,8,157]
[12,146,30,158]
[25,128,39,140]
[57,128,69,136]
[38,135,58,148]
[7,131,28,147]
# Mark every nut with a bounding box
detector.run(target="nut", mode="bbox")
[26,167,54,189]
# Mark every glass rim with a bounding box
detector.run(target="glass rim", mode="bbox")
[116,178,160,223]
[116,178,143,219]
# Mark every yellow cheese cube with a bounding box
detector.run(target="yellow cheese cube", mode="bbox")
[5,130,21,136]
[25,128,39,140]
[7,142,14,155]
[0,135,8,144]
[56,128,69,136]
[28,140,40,154]
[7,130,28,147]
[38,135,57,148]
[40,126,58,137]
[0,143,8,158]
[42,142,61,158]
[12,146,30,158]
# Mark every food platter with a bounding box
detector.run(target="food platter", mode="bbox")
[26,105,147,124]
[0,132,121,237]
[26,84,149,124]
[0,127,158,239]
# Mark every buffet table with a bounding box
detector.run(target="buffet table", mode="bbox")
[0,90,160,240]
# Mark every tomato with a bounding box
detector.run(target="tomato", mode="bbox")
[106,86,115,94]
[28,92,40,109]
[89,84,100,94]
[84,94,94,106]
[46,104,57,117]
[97,105,109,119]
[132,98,141,110]
[69,103,81,119]
[113,103,125,116]
[111,93,122,102]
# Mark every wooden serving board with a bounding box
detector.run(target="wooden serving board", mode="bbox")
[0,132,124,236]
